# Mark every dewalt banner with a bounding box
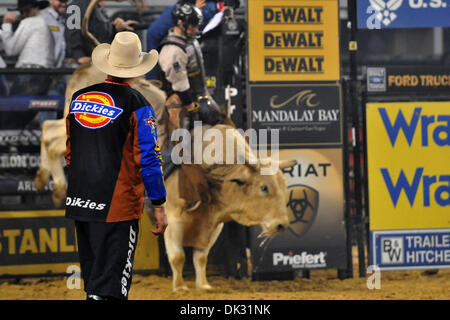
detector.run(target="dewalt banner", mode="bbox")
[366,101,450,270]
[247,0,340,82]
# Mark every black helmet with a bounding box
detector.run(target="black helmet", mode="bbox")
[172,2,203,29]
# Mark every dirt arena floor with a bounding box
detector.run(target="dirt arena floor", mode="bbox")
[0,266,448,300]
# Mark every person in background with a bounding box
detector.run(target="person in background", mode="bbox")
[0,46,9,97]
[40,0,68,123]
[0,0,55,96]
[145,0,221,80]
[43,0,67,68]
[65,0,137,65]
[159,2,215,212]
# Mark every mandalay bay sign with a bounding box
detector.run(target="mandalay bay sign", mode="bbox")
[248,83,343,147]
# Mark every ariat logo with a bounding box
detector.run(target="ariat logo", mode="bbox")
[286,184,319,237]
[70,91,123,129]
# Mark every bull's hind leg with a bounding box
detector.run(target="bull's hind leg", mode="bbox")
[35,136,51,192]
[164,222,188,292]
[193,222,224,290]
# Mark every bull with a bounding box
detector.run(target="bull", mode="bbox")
[163,124,296,291]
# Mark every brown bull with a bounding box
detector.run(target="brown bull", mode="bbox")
[163,124,296,291]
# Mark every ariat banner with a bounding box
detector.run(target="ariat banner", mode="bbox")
[249,148,347,274]
[247,0,340,81]
[366,101,450,270]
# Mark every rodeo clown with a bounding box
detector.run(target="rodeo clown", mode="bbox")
[64,31,168,300]
[158,2,223,212]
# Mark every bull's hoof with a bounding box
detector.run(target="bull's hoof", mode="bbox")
[173,285,190,293]
[196,283,213,290]
[35,169,50,191]
[52,184,67,208]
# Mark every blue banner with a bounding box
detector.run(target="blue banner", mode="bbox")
[357,0,450,29]
[371,229,450,270]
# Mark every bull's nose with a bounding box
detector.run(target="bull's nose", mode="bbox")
[277,224,286,232]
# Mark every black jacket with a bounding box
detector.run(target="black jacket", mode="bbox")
[65,80,166,222]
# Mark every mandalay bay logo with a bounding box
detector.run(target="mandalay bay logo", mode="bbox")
[252,89,339,123]
[269,90,319,109]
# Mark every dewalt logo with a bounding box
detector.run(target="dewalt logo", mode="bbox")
[264,31,324,50]
[248,0,340,82]
[263,6,323,24]
[264,56,324,75]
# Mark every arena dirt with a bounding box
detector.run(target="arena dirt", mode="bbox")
[0,267,448,300]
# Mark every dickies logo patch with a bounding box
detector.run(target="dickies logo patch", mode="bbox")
[70,92,123,129]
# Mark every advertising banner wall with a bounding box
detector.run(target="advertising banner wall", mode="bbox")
[367,66,450,94]
[357,0,450,29]
[366,101,450,270]
[247,0,340,82]
[249,148,347,274]
[248,83,343,147]
[0,210,160,276]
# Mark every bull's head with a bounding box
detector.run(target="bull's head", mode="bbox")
[199,125,296,237]
[222,159,296,237]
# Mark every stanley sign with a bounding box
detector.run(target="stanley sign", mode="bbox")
[248,0,340,82]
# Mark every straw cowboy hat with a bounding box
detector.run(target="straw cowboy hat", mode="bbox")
[92,32,159,78]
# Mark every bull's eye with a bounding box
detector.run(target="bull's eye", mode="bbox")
[231,179,245,186]
[260,185,269,194]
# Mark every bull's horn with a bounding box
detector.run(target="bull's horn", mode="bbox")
[258,157,297,170]
[279,159,297,170]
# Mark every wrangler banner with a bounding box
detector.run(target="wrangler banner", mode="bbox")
[366,101,450,270]
[0,210,160,276]
[247,0,340,82]
[249,148,347,275]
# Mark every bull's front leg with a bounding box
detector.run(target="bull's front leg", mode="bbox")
[193,223,224,290]
[164,222,188,292]
[35,134,51,192]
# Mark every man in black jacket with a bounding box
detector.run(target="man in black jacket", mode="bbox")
[65,31,167,300]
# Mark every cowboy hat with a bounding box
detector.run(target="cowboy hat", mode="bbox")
[8,0,49,11]
[92,32,159,78]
